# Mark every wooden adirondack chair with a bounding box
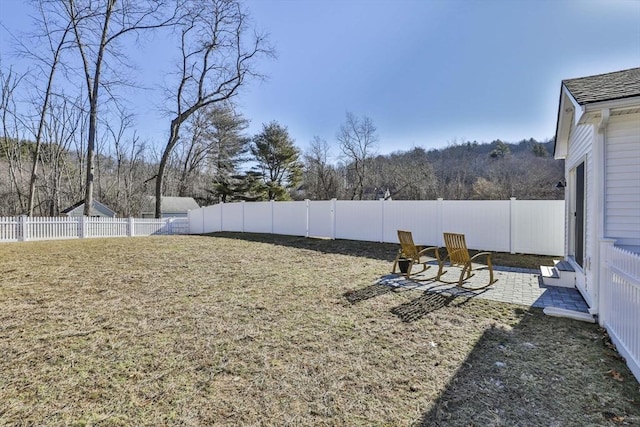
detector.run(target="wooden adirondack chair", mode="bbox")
[392,230,440,280]
[437,232,498,290]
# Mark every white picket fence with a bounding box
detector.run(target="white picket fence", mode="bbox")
[601,242,640,382]
[188,198,565,256]
[0,216,190,242]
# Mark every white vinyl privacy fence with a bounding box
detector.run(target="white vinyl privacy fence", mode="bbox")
[189,198,565,256]
[0,216,190,242]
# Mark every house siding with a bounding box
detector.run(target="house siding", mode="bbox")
[606,113,640,247]
[566,122,594,255]
[567,122,596,303]
[553,69,640,382]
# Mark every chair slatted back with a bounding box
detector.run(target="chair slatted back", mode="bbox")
[397,230,419,259]
[443,232,471,266]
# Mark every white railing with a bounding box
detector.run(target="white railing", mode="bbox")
[601,242,640,383]
[189,198,565,256]
[0,216,190,242]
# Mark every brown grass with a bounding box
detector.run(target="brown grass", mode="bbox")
[0,233,638,426]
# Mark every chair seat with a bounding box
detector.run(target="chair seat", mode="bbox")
[436,232,497,290]
[392,230,440,281]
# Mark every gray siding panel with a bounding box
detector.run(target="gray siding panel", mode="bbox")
[606,113,640,246]
[566,122,596,302]
[568,123,594,259]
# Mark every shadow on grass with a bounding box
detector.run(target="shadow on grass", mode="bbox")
[343,283,395,304]
[343,274,444,305]
[345,276,477,321]
[388,279,486,322]
[391,292,463,323]
[341,274,638,424]
[414,307,640,427]
[199,232,556,270]
[202,231,397,261]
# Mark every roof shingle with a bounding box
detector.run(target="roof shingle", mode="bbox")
[143,196,199,214]
[563,67,640,105]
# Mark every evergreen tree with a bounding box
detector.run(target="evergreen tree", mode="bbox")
[250,121,302,200]
[204,105,251,202]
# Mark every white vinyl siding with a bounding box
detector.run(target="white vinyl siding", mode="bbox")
[566,123,594,259]
[606,113,640,246]
[567,123,594,167]
[566,122,596,304]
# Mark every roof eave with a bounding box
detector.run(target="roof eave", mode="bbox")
[554,85,582,160]
[580,95,640,113]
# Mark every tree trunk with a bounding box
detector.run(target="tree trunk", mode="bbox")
[82,2,114,216]
[155,120,181,218]
[27,10,70,216]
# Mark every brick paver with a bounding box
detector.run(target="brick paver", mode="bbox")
[380,264,590,313]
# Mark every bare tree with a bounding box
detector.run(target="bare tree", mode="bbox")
[173,103,249,201]
[118,136,151,217]
[55,0,179,215]
[38,95,85,215]
[303,136,340,200]
[369,147,438,200]
[477,153,563,200]
[174,109,209,197]
[98,108,136,211]
[23,1,75,216]
[433,140,479,199]
[155,0,272,217]
[337,112,378,200]
[0,64,30,215]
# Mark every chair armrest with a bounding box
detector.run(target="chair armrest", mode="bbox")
[469,251,493,264]
[470,252,492,259]
[417,246,441,262]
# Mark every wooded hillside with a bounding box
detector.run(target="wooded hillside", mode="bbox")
[0,134,563,217]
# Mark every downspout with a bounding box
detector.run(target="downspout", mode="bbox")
[591,108,610,316]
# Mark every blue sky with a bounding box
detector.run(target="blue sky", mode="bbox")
[1,0,639,155]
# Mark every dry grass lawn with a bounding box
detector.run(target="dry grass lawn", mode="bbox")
[1,233,638,426]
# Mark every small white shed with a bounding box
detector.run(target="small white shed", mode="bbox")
[141,196,200,218]
[60,200,117,218]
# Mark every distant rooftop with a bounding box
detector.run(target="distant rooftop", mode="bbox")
[60,199,116,217]
[563,67,640,105]
[143,196,199,214]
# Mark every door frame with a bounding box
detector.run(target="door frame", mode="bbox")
[569,158,588,301]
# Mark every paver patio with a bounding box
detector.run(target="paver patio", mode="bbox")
[379,264,590,313]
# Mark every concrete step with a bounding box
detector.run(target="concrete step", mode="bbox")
[540,263,576,288]
[543,307,595,323]
[554,259,575,272]
[540,265,559,278]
